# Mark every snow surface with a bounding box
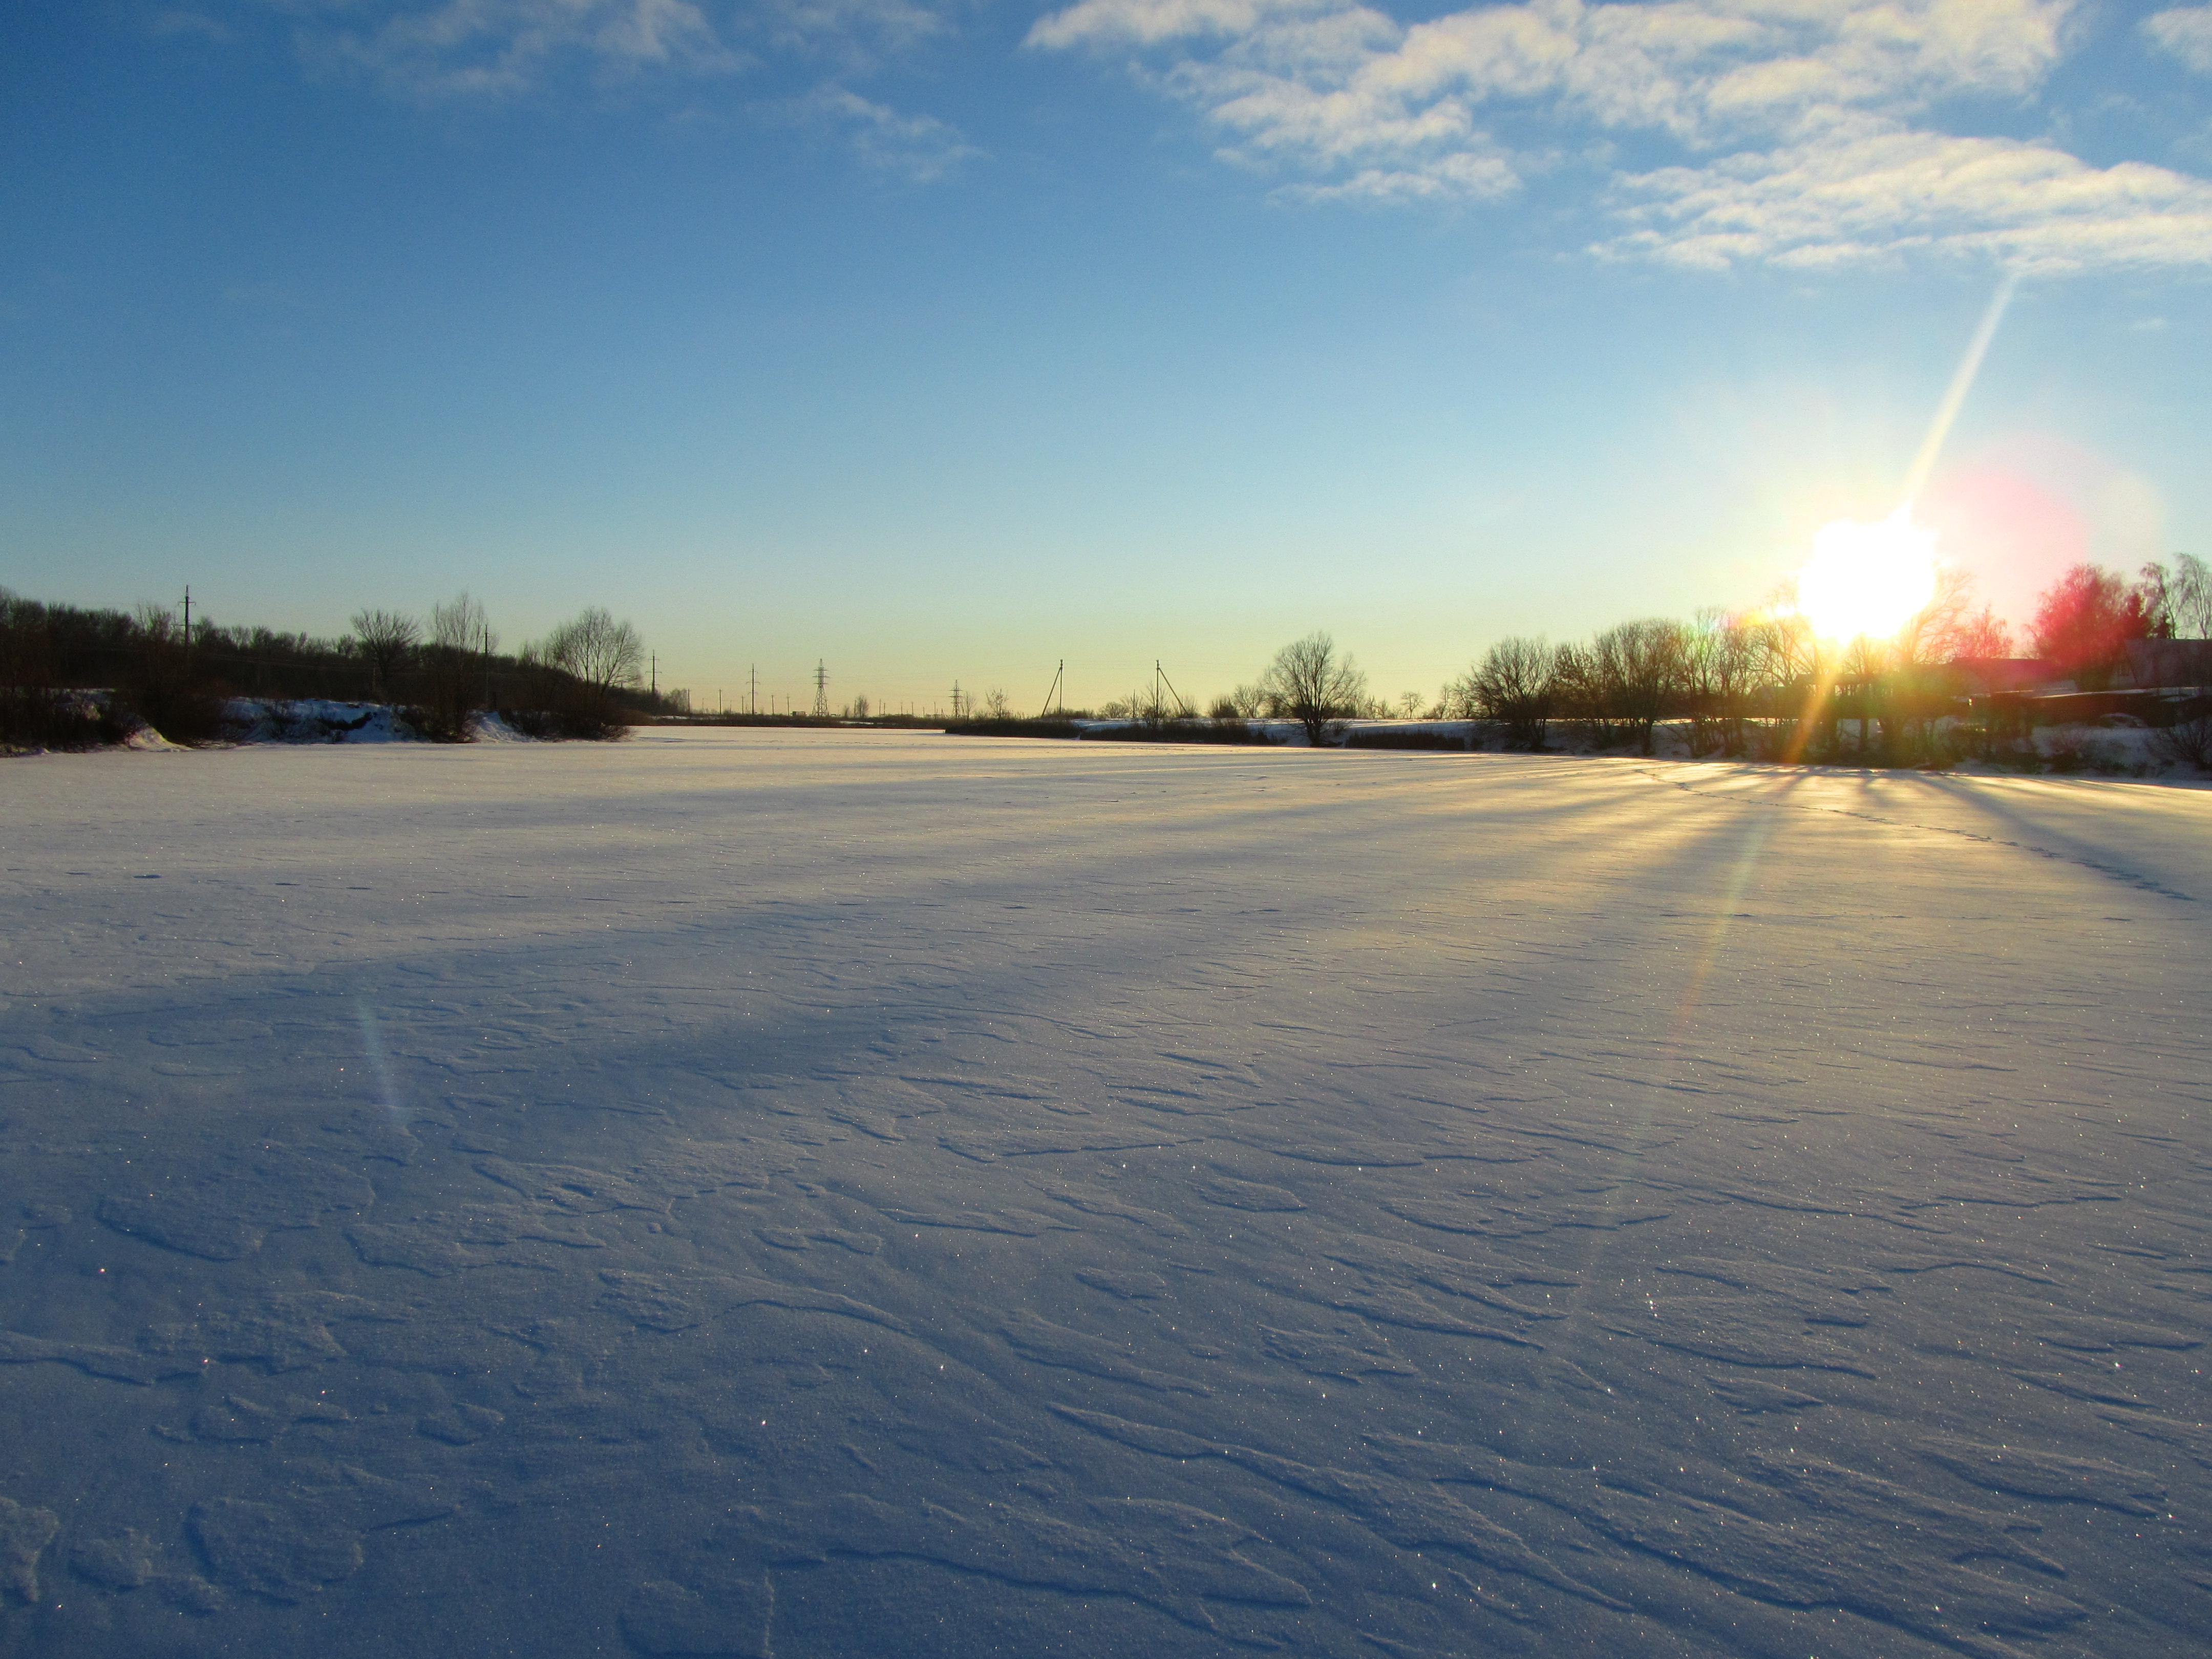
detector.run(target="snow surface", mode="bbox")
[2,728,2208,1657]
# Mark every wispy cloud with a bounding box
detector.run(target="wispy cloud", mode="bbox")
[245,0,979,183]
[150,8,235,40]
[755,0,948,61]
[2144,5,2212,76]
[799,83,982,179]
[261,0,954,97]
[275,0,747,96]
[1030,0,2212,271]
[1604,122,2212,272]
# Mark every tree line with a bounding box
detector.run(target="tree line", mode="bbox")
[12,550,2207,760]
[1430,555,2207,762]
[964,554,2209,766]
[0,587,673,748]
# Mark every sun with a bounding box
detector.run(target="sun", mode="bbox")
[1795,509,1938,643]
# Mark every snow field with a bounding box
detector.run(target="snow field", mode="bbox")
[1,728,2207,1657]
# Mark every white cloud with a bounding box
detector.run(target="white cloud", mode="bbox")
[1602,124,2212,270]
[802,84,982,180]
[1278,150,1520,200]
[1027,0,1337,50]
[2144,5,2212,75]
[1031,0,2212,271]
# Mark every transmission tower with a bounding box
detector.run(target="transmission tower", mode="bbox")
[812,660,829,717]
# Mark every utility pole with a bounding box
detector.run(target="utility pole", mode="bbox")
[181,585,193,673]
[1157,660,1190,718]
[650,654,658,698]
[812,660,829,718]
[749,665,758,716]
[1040,660,1063,717]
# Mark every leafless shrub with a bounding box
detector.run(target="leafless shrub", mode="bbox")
[0,688,130,751]
[2152,713,2212,769]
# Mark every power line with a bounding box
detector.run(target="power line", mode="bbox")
[813,660,829,718]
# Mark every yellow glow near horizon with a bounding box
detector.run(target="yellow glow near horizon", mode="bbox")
[1795,511,1939,643]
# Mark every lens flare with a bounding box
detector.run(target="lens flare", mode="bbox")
[1795,510,1938,643]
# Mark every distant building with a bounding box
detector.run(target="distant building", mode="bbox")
[2118,639,2212,691]
[1946,657,2064,696]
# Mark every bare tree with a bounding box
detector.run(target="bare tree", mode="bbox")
[546,607,644,694]
[1683,608,1760,755]
[1947,605,2014,660]
[512,608,643,738]
[413,592,499,738]
[1852,569,1992,756]
[1891,567,1983,669]
[1261,632,1368,747]
[1748,599,1817,689]
[0,587,49,690]
[350,609,418,700]
[1582,619,1688,754]
[429,591,497,657]
[1454,636,1558,751]
[2165,552,2210,638]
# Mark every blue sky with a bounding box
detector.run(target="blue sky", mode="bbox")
[4,0,2208,712]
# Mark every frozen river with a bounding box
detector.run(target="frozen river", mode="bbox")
[2,728,2207,1657]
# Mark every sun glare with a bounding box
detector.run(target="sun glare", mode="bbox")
[1795,510,1938,643]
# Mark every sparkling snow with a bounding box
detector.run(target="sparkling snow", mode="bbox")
[2,728,2207,1657]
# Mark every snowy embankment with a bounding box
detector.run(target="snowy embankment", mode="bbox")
[2,729,2208,1657]
[222,698,529,743]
